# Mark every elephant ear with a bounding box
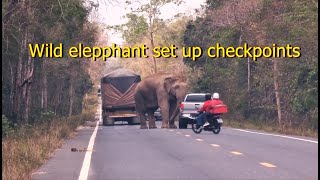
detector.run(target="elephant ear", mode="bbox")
[164,76,178,96]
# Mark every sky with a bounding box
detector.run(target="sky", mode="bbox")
[91,0,206,45]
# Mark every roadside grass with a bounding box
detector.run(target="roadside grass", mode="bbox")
[2,92,98,180]
[224,119,318,138]
[2,111,94,180]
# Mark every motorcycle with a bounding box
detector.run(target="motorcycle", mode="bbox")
[190,112,223,134]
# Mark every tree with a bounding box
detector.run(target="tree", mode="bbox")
[112,0,184,73]
[182,0,318,131]
[2,0,101,124]
[115,15,190,78]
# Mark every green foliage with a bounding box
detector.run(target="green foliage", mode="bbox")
[2,0,98,124]
[121,13,149,44]
[182,0,318,130]
[205,0,228,9]
[113,0,184,45]
[2,115,14,137]
[41,111,56,120]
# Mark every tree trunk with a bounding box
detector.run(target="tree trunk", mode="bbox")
[149,15,157,73]
[150,31,157,73]
[41,89,44,110]
[2,0,19,24]
[24,50,34,123]
[247,57,250,93]
[68,80,74,117]
[41,62,44,110]
[246,56,251,118]
[21,0,35,124]
[21,29,34,123]
[55,81,63,115]
[272,59,282,127]
[13,26,25,123]
[9,60,15,118]
[82,93,88,110]
[54,83,59,115]
[43,74,48,110]
[41,62,48,111]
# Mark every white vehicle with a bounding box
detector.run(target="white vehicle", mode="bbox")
[154,108,162,121]
[178,93,212,129]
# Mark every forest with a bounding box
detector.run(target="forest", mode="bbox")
[116,0,318,133]
[2,0,106,128]
[2,0,105,178]
[1,0,318,179]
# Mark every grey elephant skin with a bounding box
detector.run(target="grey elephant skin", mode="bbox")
[134,73,188,129]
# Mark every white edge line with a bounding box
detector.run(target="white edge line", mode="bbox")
[233,128,318,144]
[78,121,99,180]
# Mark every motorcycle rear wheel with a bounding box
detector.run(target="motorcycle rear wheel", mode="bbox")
[212,123,221,134]
[192,120,202,134]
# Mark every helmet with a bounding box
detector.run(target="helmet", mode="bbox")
[212,93,219,99]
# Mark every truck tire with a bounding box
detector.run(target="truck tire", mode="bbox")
[103,117,114,126]
[179,117,188,129]
[128,116,140,125]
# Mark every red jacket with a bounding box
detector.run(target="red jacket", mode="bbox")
[199,99,223,112]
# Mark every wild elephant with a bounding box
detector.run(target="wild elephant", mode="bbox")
[134,73,188,129]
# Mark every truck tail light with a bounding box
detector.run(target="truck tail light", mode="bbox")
[179,102,184,111]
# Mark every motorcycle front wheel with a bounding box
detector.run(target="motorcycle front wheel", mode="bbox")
[191,120,202,134]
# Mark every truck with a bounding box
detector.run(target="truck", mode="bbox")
[101,68,141,126]
[178,93,211,129]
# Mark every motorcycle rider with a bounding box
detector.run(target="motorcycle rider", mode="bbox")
[196,93,223,128]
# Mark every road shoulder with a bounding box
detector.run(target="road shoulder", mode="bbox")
[32,124,96,180]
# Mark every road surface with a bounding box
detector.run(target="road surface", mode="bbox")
[33,96,318,180]
[32,121,318,180]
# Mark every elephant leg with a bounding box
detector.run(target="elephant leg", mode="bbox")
[139,113,148,129]
[168,101,178,129]
[148,110,157,129]
[159,100,170,128]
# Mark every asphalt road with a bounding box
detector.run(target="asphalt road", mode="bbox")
[32,119,318,180]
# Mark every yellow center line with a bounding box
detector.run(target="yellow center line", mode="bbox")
[230,151,243,155]
[196,139,204,142]
[210,144,220,147]
[260,162,276,168]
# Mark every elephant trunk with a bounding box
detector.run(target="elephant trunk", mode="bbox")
[169,102,180,122]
